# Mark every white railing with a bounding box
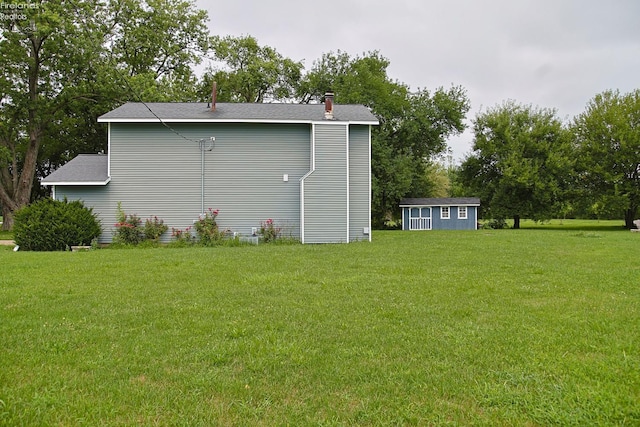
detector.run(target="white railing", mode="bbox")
[410,218,431,230]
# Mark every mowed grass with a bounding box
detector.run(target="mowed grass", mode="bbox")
[1,223,639,425]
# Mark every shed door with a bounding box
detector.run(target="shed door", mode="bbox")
[410,207,431,230]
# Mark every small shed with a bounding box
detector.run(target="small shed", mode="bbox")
[400,198,480,231]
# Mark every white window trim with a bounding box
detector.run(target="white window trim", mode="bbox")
[458,206,468,220]
[441,206,450,220]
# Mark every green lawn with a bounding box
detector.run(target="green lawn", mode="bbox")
[1,223,639,425]
[0,215,12,240]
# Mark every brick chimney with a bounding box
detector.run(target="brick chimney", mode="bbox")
[211,81,217,112]
[324,91,334,119]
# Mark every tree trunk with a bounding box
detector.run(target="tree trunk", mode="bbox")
[0,183,19,230]
[1,207,13,231]
[0,33,44,231]
[624,208,637,229]
[513,215,521,229]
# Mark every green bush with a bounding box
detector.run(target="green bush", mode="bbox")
[194,208,226,246]
[144,216,168,241]
[113,202,144,245]
[13,198,102,251]
[171,226,196,245]
[259,218,282,243]
[482,218,508,229]
[113,203,169,245]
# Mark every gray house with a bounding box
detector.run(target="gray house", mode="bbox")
[42,97,378,243]
[400,198,481,231]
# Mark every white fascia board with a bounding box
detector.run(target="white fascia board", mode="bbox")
[311,120,378,126]
[98,118,379,126]
[349,120,380,125]
[98,118,314,124]
[41,178,111,187]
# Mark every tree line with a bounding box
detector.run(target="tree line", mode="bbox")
[458,92,640,229]
[1,0,638,230]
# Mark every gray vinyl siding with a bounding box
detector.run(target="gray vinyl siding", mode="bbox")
[53,186,113,240]
[302,124,348,243]
[68,122,310,242]
[348,125,371,241]
[200,123,310,238]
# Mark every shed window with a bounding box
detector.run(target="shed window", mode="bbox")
[441,206,450,219]
[458,206,468,219]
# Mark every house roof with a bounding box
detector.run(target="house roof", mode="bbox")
[98,102,379,125]
[41,154,109,186]
[400,197,481,206]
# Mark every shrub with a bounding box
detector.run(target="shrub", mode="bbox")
[113,203,144,245]
[113,203,169,245]
[482,218,507,229]
[259,218,282,243]
[144,216,168,241]
[171,226,195,245]
[13,198,101,251]
[194,208,226,245]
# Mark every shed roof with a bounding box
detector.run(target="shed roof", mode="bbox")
[41,154,109,186]
[98,102,379,124]
[400,197,481,206]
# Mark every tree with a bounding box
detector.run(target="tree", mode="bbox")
[298,51,469,225]
[460,101,571,228]
[199,35,303,103]
[0,1,102,229]
[372,86,469,225]
[445,163,471,198]
[0,0,209,230]
[424,162,453,198]
[572,89,640,228]
[107,0,209,102]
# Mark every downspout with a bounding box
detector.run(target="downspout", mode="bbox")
[107,123,111,179]
[345,124,350,242]
[199,138,215,214]
[300,123,316,244]
[201,140,205,214]
[368,125,372,241]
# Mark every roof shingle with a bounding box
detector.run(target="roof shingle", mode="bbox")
[400,197,481,206]
[41,154,109,185]
[98,102,379,124]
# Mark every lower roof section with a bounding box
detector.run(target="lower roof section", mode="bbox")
[400,197,481,207]
[41,154,110,186]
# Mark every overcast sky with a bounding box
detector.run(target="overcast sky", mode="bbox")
[195,0,640,161]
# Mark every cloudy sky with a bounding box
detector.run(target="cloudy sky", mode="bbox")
[195,0,640,161]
